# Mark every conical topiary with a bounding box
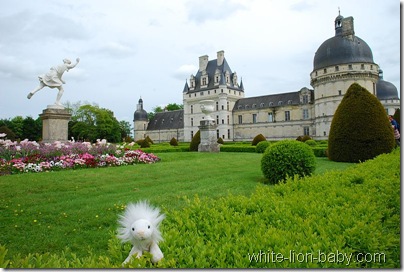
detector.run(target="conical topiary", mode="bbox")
[328,83,395,162]
[189,130,201,151]
[252,133,266,146]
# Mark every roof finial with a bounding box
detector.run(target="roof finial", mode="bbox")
[338,7,340,15]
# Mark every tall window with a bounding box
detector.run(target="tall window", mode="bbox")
[227,115,230,124]
[228,129,231,139]
[238,115,243,124]
[303,109,309,119]
[268,112,273,122]
[304,127,310,136]
[202,77,207,85]
[285,111,290,121]
[190,105,193,114]
[191,118,193,126]
[253,114,257,124]
[216,115,219,124]
[216,102,219,111]
[302,95,309,104]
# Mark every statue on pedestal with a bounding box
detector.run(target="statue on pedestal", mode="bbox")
[27,58,80,107]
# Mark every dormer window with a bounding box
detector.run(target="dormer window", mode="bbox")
[269,102,274,106]
[278,101,283,105]
[288,100,292,105]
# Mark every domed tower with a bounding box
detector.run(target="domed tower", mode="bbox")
[310,13,379,139]
[133,97,148,141]
[376,69,400,115]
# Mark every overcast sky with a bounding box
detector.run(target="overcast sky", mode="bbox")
[0,0,400,126]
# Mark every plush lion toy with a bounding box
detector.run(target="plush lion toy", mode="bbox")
[117,201,165,265]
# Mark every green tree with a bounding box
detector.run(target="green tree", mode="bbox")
[119,120,132,139]
[9,116,24,140]
[328,83,395,162]
[71,104,121,142]
[148,103,183,120]
[22,116,42,141]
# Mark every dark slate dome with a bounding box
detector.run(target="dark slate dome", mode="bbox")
[376,69,399,100]
[134,98,148,121]
[313,14,374,71]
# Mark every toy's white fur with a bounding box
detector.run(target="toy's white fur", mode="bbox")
[117,201,165,265]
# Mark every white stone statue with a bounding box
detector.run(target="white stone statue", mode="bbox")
[27,58,80,107]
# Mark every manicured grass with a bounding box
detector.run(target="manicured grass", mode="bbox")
[0,152,353,259]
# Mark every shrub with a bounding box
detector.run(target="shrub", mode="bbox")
[256,141,270,153]
[0,126,16,141]
[217,137,224,144]
[312,146,327,157]
[189,130,200,151]
[169,137,178,146]
[261,140,316,184]
[296,135,312,142]
[304,139,317,146]
[139,139,150,148]
[220,145,256,152]
[328,83,395,162]
[251,134,266,146]
[145,136,154,145]
[1,149,400,268]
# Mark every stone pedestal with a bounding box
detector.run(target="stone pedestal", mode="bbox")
[198,120,220,152]
[39,107,71,143]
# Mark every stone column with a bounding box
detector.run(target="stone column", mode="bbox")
[198,120,220,152]
[39,106,71,143]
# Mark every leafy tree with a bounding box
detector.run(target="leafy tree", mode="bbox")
[148,103,183,120]
[119,120,132,139]
[328,83,395,162]
[70,104,121,142]
[9,116,24,140]
[22,116,42,141]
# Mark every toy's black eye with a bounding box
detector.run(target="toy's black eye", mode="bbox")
[148,225,150,229]
[132,227,135,231]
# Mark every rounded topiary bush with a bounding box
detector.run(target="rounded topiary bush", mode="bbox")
[189,130,200,151]
[305,139,317,146]
[170,137,178,146]
[261,140,316,184]
[252,134,266,146]
[256,141,270,153]
[328,83,395,162]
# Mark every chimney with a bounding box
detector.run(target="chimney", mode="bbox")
[217,50,225,66]
[342,16,354,37]
[199,55,209,72]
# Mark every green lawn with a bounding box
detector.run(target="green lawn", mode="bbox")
[0,152,354,259]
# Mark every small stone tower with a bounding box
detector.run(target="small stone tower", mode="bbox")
[133,97,148,141]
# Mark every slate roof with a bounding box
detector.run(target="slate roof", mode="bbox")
[184,58,244,93]
[313,15,374,70]
[147,110,184,130]
[233,91,310,111]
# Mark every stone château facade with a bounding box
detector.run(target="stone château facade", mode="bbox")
[133,13,400,142]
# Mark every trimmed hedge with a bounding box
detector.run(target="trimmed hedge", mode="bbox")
[256,141,270,153]
[220,145,256,153]
[1,148,400,268]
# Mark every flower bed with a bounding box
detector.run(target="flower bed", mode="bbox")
[0,134,160,175]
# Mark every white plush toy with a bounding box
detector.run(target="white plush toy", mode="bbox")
[117,201,166,265]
